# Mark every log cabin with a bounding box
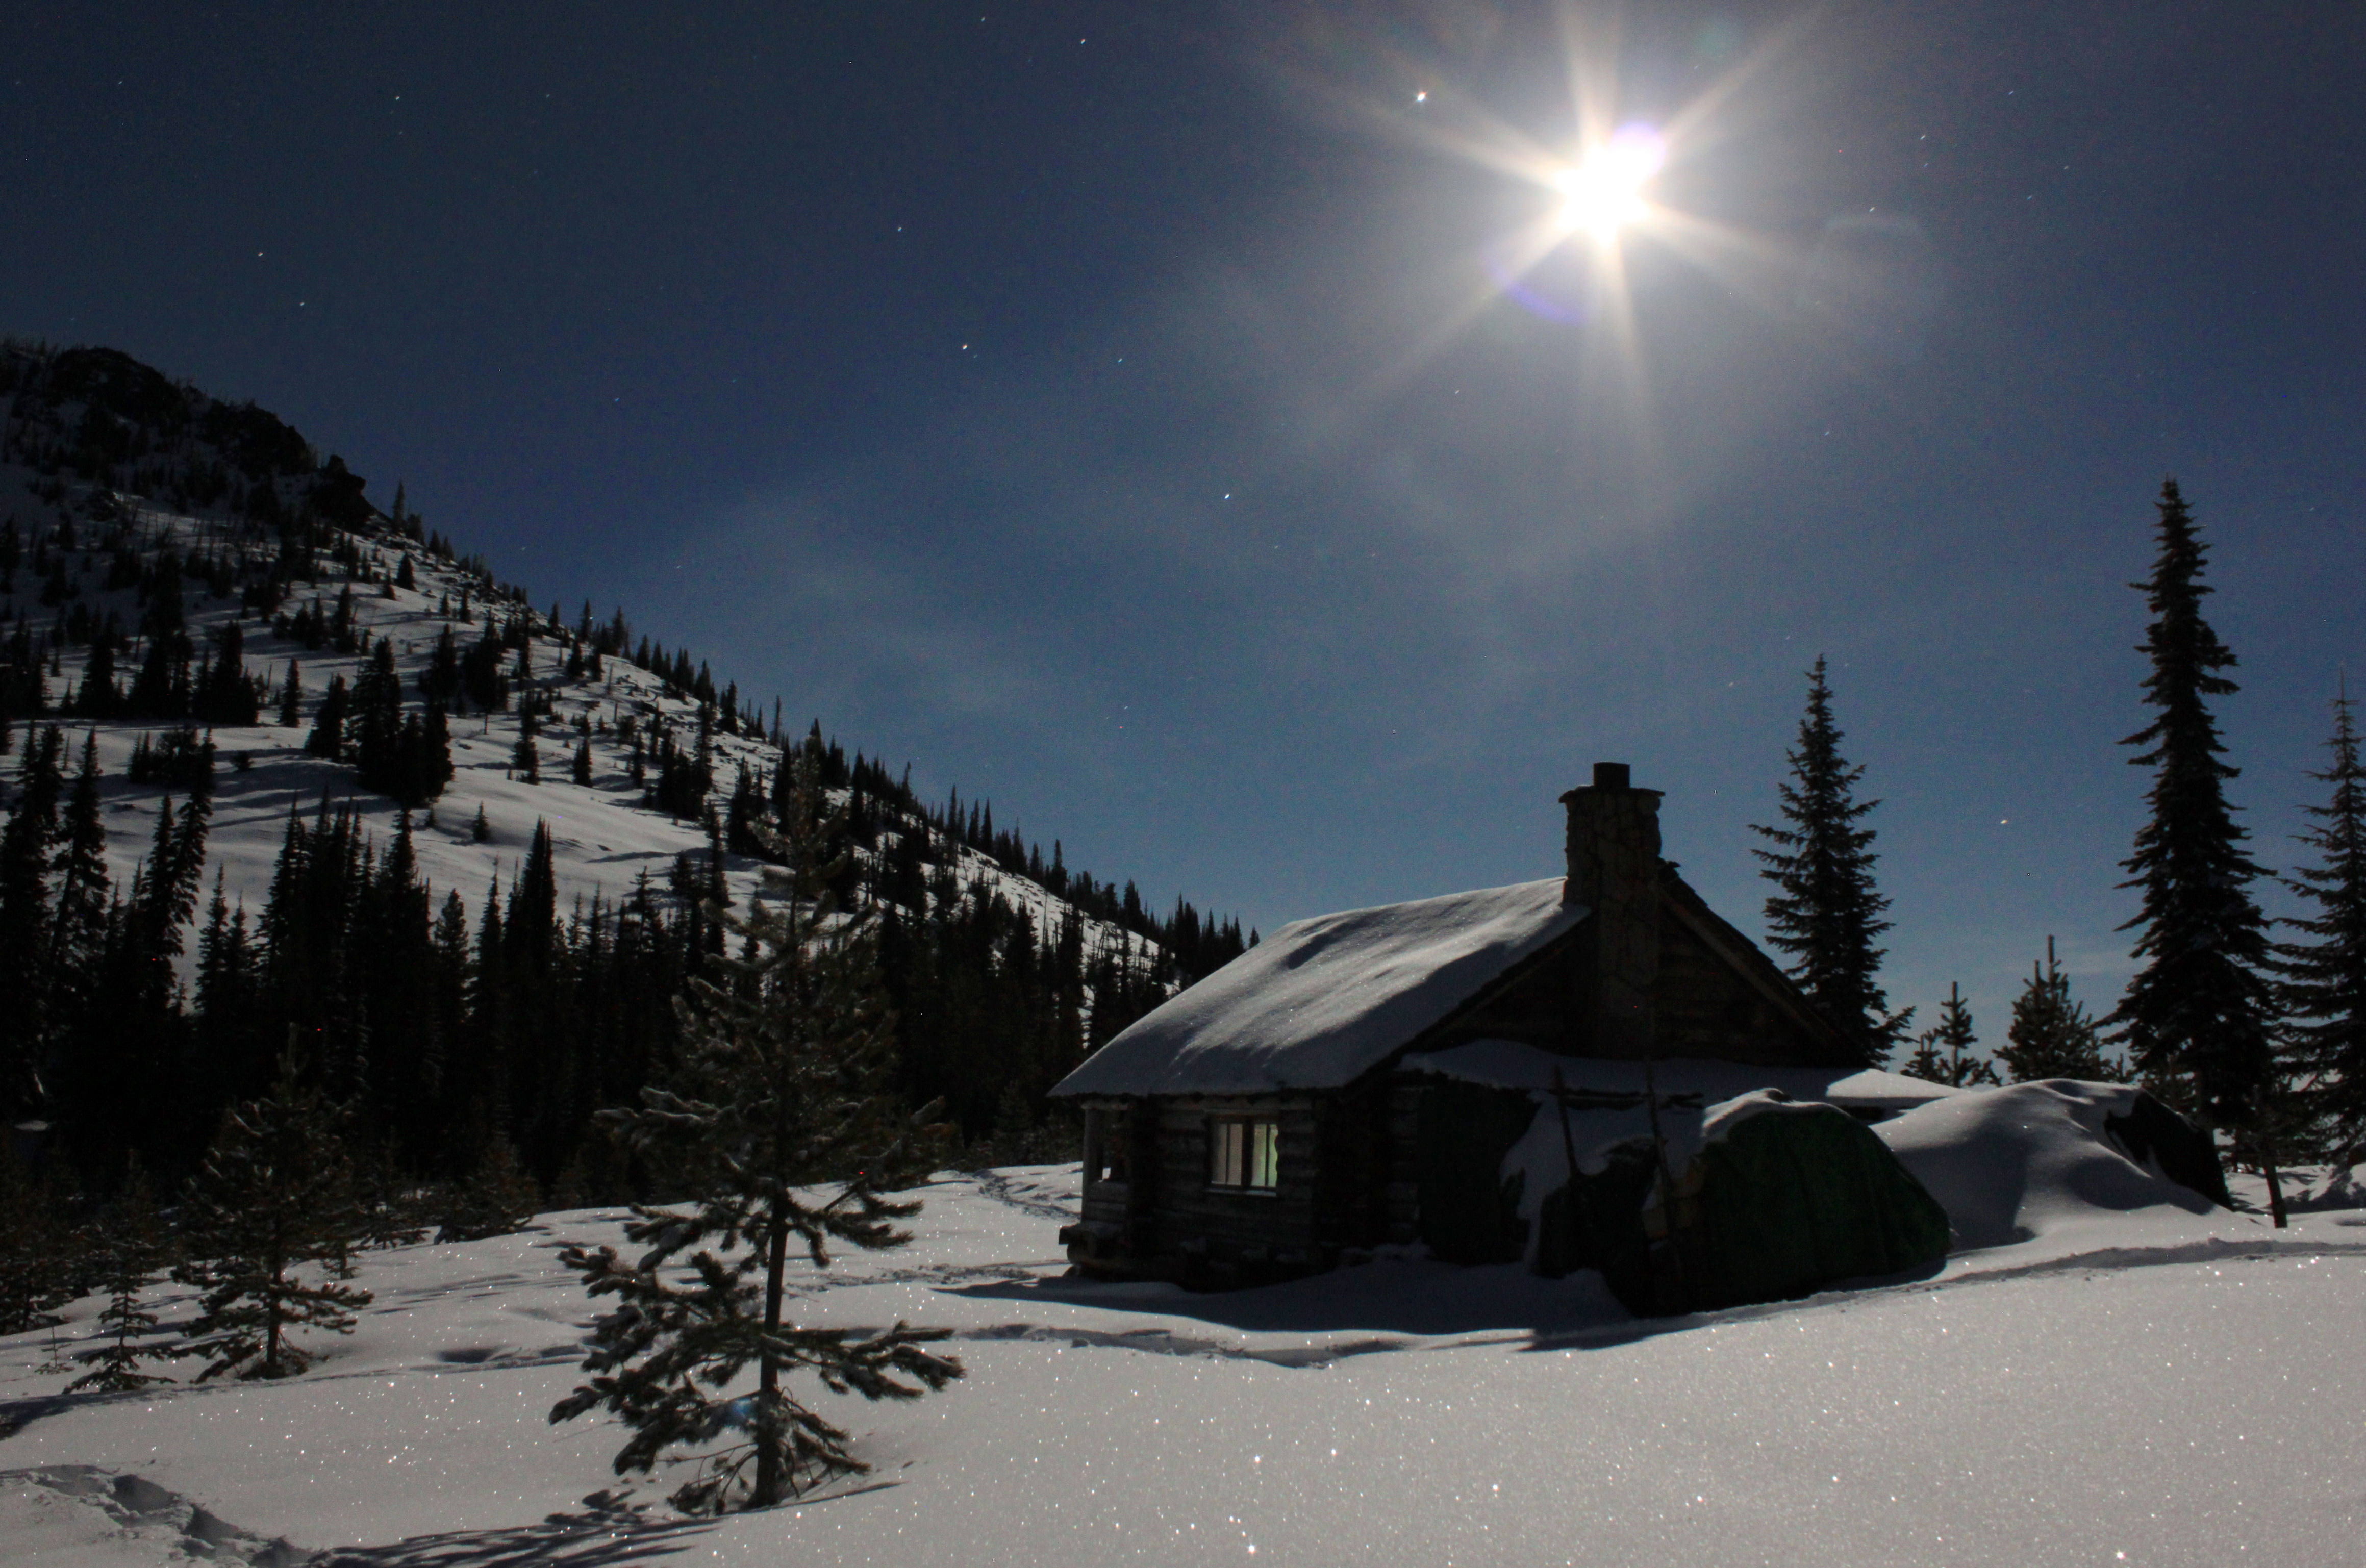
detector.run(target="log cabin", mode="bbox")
[1050,763,1957,1283]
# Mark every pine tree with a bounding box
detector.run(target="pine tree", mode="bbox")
[170,1040,371,1380]
[436,1133,540,1243]
[1751,659,1908,1064]
[1901,982,1999,1087]
[1998,938,2123,1083]
[276,659,303,727]
[45,733,111,1084]
[68,1156,174,1393]
[513,718,541,785]
[2112,479,2275,1126]
[0,1141,77,1334]
[550,753,963,1512]
[307,673,349,760]
[2277,687,2366,1144]
[572,733,593,786]
[0,725,65,1117]
[472,803,493,843]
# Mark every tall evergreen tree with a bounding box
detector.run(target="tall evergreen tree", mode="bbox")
[1998,937,2123,1083]
[170,1040,371,1380]
[0,725,65,1116]
[1752,658,1907,1064]
[550,755,963,1512]
[2112,479,2275,1126]
[2276,687,2366,1144]
[44,733,111,1099]
[1901,982,1999,1087]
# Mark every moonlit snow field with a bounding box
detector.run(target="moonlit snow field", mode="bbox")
[6,1110,2364,1567]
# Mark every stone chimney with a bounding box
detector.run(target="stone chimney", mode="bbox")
[1560,763,1664,1059]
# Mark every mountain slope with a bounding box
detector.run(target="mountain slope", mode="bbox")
[0,341,1245,1186]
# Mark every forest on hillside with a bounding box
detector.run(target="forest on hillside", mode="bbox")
[0,342,1249,1221]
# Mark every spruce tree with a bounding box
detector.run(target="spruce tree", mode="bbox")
[170,1040,371,1380]
[1999,937,2123,1082]
[0,1142,76,1334]
[0,725,65,1117]
[69,1157,174,1394]
[2112,479,2275,1126]
[1901,982,1999,1086]
[276,659,303,727]
[437,1133,540,1243]
[307,673,349,760]
[550,753,963,1513]
[513,717,541,785]
[2277,687,2366,1144]
[1752,658,1908,1064]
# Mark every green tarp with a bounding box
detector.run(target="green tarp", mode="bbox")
[1418,1085,1952,1314]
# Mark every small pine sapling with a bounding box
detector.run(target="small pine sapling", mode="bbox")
[0,1145,78,1335]
[550,753,963,1513]
[170,1040,372,1380]
[437,1134,541,1243]
[1901,983,1999,1088]
[69,1157,174,1394]
[1997,938,2124,1083]
[472,803,492,843]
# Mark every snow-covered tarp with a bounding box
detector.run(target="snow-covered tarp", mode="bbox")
[1053,878,1586,1097]
[1875,1079,2223,1250]
[1405,1038,1962,1111]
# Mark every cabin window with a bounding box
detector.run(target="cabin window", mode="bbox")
[1086,1110,1130,1185]
[1208,1117,1280,1192]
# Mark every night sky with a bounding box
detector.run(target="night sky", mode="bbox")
[6,2,2361,1041]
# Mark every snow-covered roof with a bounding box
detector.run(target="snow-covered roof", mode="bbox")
[1402,1040,1965,1111]
[1053,878,1587,1098]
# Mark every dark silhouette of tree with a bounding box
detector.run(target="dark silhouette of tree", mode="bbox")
[550,755,962,1512]
[1901,982,1998,1086]
[2112,479,2275,1128]
[69,1156,174,1393]
[170,1040,370,1380]
[1998,938,2123,1082]
[1752,658,1908,1064]
[2277,687,2366,1146]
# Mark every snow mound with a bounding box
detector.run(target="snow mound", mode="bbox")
[1875,1080,2220,1251]
[1407,1038,1961,1111]
[1053,878,1584,1096]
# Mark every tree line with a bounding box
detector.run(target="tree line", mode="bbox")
[1751,480,2364,1206]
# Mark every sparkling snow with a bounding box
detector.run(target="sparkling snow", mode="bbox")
[7,1124,2364,1565]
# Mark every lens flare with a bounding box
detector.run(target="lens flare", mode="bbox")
[1551,124,1666,241]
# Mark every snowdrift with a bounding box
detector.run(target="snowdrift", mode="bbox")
[1875,1080,2228,1251]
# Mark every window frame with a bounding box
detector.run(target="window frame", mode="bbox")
[1084,1107,1131,1187]
[1206,1115,1281,1194]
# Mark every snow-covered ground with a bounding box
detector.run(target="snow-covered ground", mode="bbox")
[7,1091,2365,1566]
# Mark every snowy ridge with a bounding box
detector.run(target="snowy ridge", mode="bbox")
[0,473,1159,979]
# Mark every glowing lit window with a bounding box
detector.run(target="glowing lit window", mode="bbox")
[1209,1118,1279,1191]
